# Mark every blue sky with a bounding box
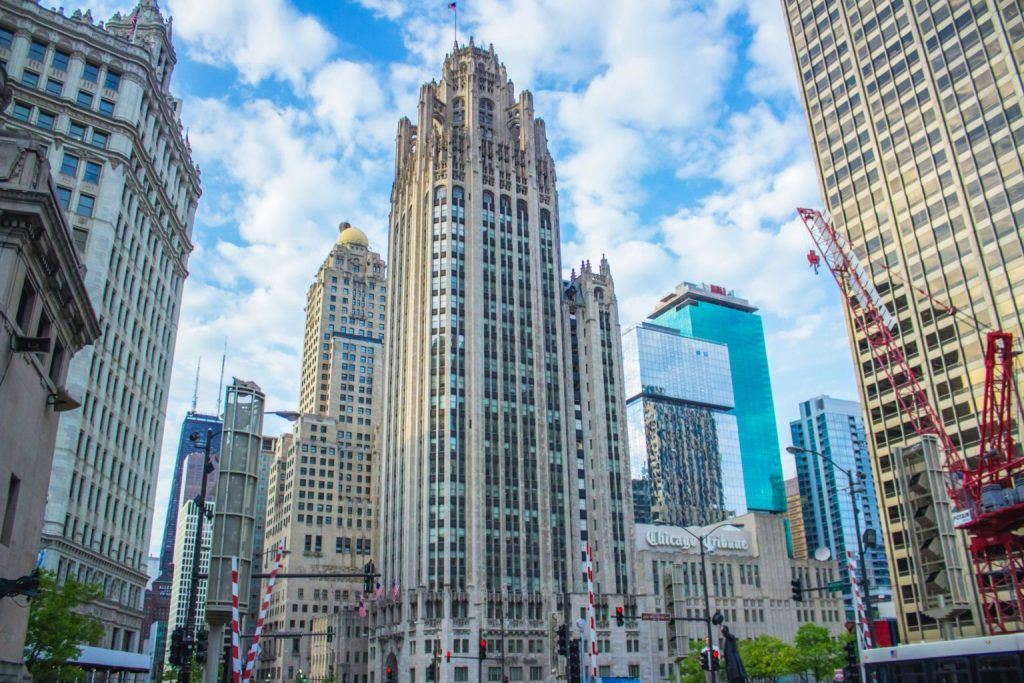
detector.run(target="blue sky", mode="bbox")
[72,0,859,556]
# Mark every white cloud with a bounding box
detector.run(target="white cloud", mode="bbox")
[167,0,336,86]
[742,0,802,98]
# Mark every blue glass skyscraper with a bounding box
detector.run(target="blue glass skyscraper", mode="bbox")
[158,411,221,579]
[649,282,785,512]
[790,395,891,617]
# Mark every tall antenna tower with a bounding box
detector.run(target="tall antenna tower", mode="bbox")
[215,339,227,418]
[190,357,201,413]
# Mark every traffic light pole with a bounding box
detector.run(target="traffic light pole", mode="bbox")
[180,427,216,683]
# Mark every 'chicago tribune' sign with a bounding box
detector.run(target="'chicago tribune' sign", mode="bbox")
[637,524,751,554]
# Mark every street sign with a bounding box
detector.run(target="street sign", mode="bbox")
[640,612,672,622]
[833,668,845,681]
[828,580,846,592]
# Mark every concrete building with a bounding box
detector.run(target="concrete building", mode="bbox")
[310,609,368,683]
[783,1,1024,641]
[790,395,891,620]
[635,513,845,681]
[0,1,201,662]
[622,321,745,527]
[785,477,808,560]
[650,283,786,513]
[374,41,636,683]
[202,379,267,681]
[257,224,386,681]
[165,498,213,669]
[246,435,277,636]
[0,86,100,681]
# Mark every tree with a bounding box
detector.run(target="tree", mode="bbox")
[23,570,104,682]
[738,634,798,682]
[676,639,708,683]
[791,624,843,683]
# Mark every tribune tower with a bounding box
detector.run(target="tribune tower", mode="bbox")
[374,41,638,682]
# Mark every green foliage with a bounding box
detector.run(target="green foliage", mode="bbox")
[738,634,798,682]
[676,639,707,683]
[23,570,104,682]
[792,623,844,682]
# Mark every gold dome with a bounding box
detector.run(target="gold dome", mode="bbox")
[337,222,369,246]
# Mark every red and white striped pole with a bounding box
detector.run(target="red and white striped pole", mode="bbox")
[585,543,598,683]
[242,540,285,683]
[231,556,241,683]
[847,550,872,648]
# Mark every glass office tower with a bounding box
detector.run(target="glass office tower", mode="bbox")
[650,283,785,512]
[622,321,746,526]
[790,395,891,619]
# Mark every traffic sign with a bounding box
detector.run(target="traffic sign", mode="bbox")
[828,580,846,592]
[640,612,672,622]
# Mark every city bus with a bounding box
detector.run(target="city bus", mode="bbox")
[862,632,1024,682]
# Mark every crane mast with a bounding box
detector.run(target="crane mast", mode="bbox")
[797,207,1024,635]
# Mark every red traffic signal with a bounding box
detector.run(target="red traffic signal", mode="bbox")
[615,605,625,627]
[479,638,488,659]
[446,650,452,663]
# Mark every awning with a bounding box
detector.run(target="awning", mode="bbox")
[72,646,151,673]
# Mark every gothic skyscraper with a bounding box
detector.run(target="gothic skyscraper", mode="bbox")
[374,42,637,682]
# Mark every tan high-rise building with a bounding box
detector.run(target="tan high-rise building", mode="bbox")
[784,1,1024,642]
[785,477,808,560]
[374,41,636,683]
[257,225,385,681]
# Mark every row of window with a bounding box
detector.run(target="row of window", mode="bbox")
[0,27,122,90]
[10,101,110,148]
[20,68,118,116]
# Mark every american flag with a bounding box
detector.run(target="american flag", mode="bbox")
[373,582,384,600]
[390,580,400,601]
[358,595,367,618]
[448,2,457,10]
[129,9,140,39]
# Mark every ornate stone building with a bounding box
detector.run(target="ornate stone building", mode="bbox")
[0,102,100,681]
[373,42,636,683]
[0,0,200,665]
[256,224,386,681]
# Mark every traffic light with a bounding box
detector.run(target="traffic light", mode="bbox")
[363,561,374,594]
[427,662,437,681]
[194,629,208,663]
[446,650,452,663]
[791,578,803,602]
[566,639,581,683]
[327,625,334,643]
[615,606,625,627]
[479,638,488,660]
[169,627,183,666]
[385,666,395,683]
[699,647,721,671]
[844,640,860,682]
[557,624,569,656]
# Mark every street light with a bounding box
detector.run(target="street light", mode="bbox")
[675,520,735,683]
[787,445,871,681]
[178,409,299,683]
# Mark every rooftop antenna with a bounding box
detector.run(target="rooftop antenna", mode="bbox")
[215,338,226,418]
[190,356,201,413]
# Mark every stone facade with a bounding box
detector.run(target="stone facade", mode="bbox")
[256,225,386,681]
[634,512,845,681]
[373,42,636,683]
[0,0,200,664]
[0,119,99,682]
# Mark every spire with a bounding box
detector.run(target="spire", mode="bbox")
[215,340,226,418]
[191,357,201,413]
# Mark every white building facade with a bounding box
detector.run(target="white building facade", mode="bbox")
[165,498,213,669]
[0,0,200,663]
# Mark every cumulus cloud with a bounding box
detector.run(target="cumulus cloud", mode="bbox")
[167,0,336,86]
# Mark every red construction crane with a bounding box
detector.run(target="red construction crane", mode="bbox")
[796,207,1024,635]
